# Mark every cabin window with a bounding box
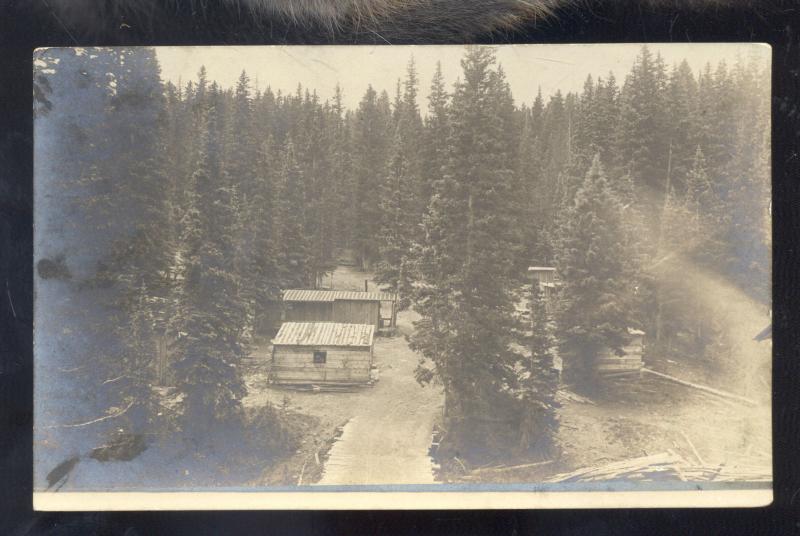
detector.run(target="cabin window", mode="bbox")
[313,350,327,364]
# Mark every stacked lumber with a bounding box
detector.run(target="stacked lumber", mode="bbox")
[546,452,686,483]
[546,452,771,483]
[596,353,643,377]
[680,464,772,482]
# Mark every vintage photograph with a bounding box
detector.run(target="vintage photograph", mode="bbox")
[33,44,771,508]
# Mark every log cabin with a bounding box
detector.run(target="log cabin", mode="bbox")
[270,322,375,386]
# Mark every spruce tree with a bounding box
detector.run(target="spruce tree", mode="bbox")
[351,85,391,269]
[616,46,670,217]
[554,156,631,395]
[411,47,526,457]
[517,285,560,456]
[249,134,281,308]
[421,61,450,215]
[376,128,415,308]
[172,104,248,443]
[273,139,312,288]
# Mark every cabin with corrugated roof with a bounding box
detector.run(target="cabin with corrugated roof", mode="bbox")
[270,322,375,385]
[282,289,397,329]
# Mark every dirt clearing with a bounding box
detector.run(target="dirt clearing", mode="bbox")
[244,266,443,486]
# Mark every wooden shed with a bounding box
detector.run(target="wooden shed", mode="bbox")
[282,289,397,329]
[528,266,558,285]
[270,322,375,386]
[528,266,560,312]
[596,328,645,378]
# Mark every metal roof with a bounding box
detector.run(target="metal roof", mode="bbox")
[528,266,557,272]
[272,322,375,347]
[282,289,395,302]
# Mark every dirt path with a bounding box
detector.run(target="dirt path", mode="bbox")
[244,266,443,486]
[316,309,441,485]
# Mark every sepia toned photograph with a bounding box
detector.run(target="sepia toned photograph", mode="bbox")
[32,43,771,509]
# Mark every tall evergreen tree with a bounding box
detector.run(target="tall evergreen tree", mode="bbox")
[351,85,391,269]
[421,61,450,213]
[172,103,248,442]
[376,128,415,308]
[249,134,281,308]
[517,285,560,456]
[554,156,632,394]
[273,139,312,288]
[616,46,671,217]
[411,47,527,458]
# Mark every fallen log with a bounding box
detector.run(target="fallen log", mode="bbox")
[641,368,757,406]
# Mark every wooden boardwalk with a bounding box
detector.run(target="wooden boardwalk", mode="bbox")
[318,415,436,485]
[315,310,440,486]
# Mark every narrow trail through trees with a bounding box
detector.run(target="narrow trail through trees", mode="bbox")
[315,307,442,485]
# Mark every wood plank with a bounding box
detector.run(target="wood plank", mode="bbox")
[642,367,757,406]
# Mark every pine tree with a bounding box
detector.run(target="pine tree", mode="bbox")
[351,85,391,269]
[517,285,560,456]
[594,73,620,168]
[685,145,727,267]
[421,61,450,214]
[172,104,248,443]
[616,46,671,218]
[328,84,354,252]
[410,47,526,458]
[399,57,425,238]
[665,60,698,191]
[273,139,312,288]
[102,48,178,431]
[554,156,632,395]
[249,134,281,308]
[376,128,415,308]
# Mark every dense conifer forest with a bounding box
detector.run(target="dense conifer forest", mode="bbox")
[33,45,770,485]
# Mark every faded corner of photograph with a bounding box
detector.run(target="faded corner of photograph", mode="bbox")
[32,43,771,506]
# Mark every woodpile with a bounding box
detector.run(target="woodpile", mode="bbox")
[546,452,771,483]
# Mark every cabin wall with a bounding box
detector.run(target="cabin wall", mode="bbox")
[271,344,373,384]
[332,300,380,328]
[284,302,333,323]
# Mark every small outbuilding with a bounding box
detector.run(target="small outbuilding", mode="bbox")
[528,266,561,312]
[596,328,645,378]
[270,322,376,386]
[282,289,397,329]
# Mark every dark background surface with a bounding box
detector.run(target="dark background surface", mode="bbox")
[1,0,799,533]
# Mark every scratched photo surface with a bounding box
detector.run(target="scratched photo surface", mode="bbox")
[33,44,771,506]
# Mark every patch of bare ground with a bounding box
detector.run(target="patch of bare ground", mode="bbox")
[244,265,443,486]
[242,357,365,486]
[434,374,770,485]
[553,375,771,482]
